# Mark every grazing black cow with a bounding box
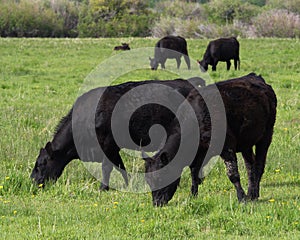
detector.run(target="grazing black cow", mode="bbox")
[31,77,205,190]
[143,73,277,206]
[114,43,130,51]
[149,36,191,70]
[197,37,240,71]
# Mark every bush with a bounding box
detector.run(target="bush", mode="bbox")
[155,0,206,21]
[0,1,62,37]
[204,0,261,24]
[253,9,300,38]
[44,0,82,37]
[78,0,155,37]
[151,17,249,39]
[265,0,300,14]
[0,0,81,37]
[151,0,207,38]
[150,0,259,38]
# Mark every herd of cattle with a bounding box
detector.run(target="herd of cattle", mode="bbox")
[31,36,277,207]
[115,35,240,72]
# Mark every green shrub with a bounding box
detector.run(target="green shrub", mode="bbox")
[77,0,155,37]
[151,0,207,38]
[265,0,300,14]
[204,0,260,24]
[247,0,266,7]
[155,0,206,20]
[0,0,81,37]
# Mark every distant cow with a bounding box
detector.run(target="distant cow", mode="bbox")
[198,37,240,71]
[30,77,205,191]
[114,43,130,51]
[143,73,277,206]
[149,36,191,70]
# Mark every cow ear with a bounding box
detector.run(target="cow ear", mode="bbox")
[160,152,169,166]
[45,142,53,155]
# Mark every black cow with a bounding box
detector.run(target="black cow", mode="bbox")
[114,43,130,51]
[197,37,240,71]
[143,73,277,206]
[31,77,205,190]
[149,36,191,70]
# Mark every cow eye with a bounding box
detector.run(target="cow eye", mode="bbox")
[39,158,47,167]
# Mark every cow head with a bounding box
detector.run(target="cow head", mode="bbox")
[31,142,64,186]
[149,57,159,70]
[143,151,181,206]
[197,59,208,72]
[122,43,130,50]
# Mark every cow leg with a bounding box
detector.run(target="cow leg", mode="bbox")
[221,149,246,202]
[161,58,166,69]
[100,150,128,191]
[100,158,113,191]
[226,60,231,70]
[250,134,272,200]
[189,164,203,196]
[234,59,238,70]
[242,148,256,200]
[176,57,181,69]
[183,55,191,69]
[212,60,218,71]
[189,151,207,196]
[190,167,205,197]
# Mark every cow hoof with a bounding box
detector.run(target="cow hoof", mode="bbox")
[247,187,259,200]
[99,184,109,191]
[191,186,198,197]
[237,190,247,202]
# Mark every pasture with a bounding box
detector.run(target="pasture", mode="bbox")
[0,38,299,239]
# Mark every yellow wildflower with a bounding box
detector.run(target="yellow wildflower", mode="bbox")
[38,183,43,188]
[93,203,98,207]
[0,186,3,189]
[5,177,10,180]
[113,201,119,205]
[269,199,275,203]
[141,219,145,223]
[13,211,17,215]
[275,169,280,173]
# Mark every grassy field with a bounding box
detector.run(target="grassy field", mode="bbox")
[0,38,299,239]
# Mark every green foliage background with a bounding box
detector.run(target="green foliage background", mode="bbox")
[0,0,300,38]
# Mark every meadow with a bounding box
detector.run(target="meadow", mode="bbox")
[0,38,299,239]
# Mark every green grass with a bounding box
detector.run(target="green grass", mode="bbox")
[0,38,300,239]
